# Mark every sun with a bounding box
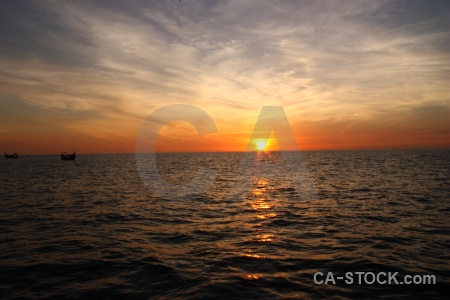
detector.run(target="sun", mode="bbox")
[256,140,267,151]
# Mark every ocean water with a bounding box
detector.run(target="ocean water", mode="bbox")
[1,149,449,299]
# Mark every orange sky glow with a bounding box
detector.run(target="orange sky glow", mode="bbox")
[1,1,449,154]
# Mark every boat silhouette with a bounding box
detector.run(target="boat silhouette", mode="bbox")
[4,152,19,158]
[61,151,76,160]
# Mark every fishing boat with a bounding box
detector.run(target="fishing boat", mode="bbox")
[61,151,76,160]
[4,152,19,158]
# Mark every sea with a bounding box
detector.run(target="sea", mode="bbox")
[1,149,449,299]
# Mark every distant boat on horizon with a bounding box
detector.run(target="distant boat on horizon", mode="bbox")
[4,152,19,159]
[61,151,76,160]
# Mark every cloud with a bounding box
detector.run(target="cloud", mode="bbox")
[0,0,449,152]
[0,1,98,68]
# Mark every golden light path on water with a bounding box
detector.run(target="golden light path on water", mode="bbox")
[242,151,283,281]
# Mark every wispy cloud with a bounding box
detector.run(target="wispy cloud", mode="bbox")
[0,0,449,152]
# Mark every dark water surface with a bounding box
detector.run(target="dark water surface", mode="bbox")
[1,150,449,299]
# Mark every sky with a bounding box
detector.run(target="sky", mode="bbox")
[1,0,449,154]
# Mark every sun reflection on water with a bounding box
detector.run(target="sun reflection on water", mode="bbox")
[240,152,291,281]
[243,253,265,259]
[249,178,274,210]
[243,274,263,280]
[257,234,274,242]
[257,213,278,219]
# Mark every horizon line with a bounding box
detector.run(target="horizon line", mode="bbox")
[5,147,450,156]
